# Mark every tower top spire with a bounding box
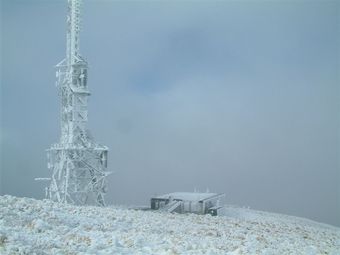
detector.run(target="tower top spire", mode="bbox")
[67,0,82,64]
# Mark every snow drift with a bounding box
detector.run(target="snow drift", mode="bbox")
[0,195,339,254]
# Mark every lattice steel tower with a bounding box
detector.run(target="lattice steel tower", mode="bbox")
[43,0,110,206]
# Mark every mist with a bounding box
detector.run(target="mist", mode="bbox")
[1,0,339,227]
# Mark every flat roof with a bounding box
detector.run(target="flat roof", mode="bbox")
[153,192,224,202]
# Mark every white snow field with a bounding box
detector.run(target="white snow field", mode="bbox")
[0,195,339,255]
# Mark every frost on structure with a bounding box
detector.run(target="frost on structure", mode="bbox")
[44,0,110,206]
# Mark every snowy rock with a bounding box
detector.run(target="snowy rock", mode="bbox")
[32,219,50,233]
[0,195,339,254]
[0,233,7,245]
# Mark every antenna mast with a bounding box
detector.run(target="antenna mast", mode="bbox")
[40,0,111,206]
[67,0,81,64]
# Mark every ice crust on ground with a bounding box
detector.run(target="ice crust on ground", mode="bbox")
[0,195,339,254]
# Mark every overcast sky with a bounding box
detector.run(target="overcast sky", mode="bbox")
[1,0,339,227]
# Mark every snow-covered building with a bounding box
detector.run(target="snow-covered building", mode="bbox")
[151,192,225,216]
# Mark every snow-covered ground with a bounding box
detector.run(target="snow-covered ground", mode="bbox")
[0,195,339,254]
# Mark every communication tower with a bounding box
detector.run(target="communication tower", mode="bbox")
[39,0,110,206]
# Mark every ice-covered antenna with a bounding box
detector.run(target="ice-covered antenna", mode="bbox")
[67,0,82,64]
[36,0,111,206]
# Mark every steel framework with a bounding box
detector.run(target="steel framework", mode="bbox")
[40,0,110,206]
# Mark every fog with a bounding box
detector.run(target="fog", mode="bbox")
[1,0,339,227]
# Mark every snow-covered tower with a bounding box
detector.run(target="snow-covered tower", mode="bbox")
[44,0,110,206]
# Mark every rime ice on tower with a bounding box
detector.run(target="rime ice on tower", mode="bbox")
[45,0,110,206]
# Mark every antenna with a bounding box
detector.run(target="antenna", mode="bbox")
[67,0,81,64]
[37,0,111,206]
